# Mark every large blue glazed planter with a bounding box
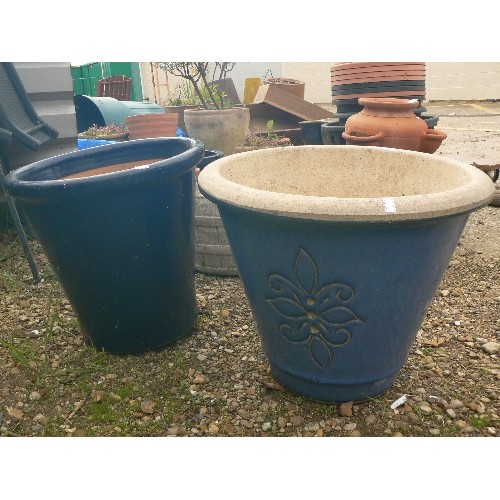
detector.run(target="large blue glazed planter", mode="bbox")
[198,146,494,402]
[4,137,205,353]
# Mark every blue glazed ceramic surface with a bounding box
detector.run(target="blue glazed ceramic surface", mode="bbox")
[5,138,204,353]
[216,204,468,402]
[198,145,494,402]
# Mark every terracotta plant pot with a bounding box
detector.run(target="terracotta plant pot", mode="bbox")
[331,72,426,85]
[262,77,306,100]
[162,105,198,132]
[198,146,494,402]
[342,97,446,153]
[184,107,250,156]
[331,62,426,73]
[330,63,427,115]
[126,113,178,139]
[4,138,204,353]
[420,128,448,153]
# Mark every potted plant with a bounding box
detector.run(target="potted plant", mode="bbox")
[78,123,129,141]
[161,80,201,132]
[157,62,250,156]
[235,120,294,153]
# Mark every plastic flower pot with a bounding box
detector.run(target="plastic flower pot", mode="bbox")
[299,120,327,145]
[198,146,494,402]
[4,138,204,353]
[198,149,224,171]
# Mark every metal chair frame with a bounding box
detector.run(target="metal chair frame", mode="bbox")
[0,62,61,282]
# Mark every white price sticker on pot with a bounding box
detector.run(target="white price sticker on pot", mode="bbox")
[383,197,397,213]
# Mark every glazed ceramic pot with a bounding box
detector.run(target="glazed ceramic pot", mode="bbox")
[299,120,331,145]
[198,146,494,402]
[184,107,250,156]
[321,121,346,145]
[198,149,224,171]
[421,115,439,129]
[342,98,446,152]
[126,113,178,139]
[4,138,204,353]
[333,100,363,116]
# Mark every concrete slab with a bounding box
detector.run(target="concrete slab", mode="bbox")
[427,101,500,168]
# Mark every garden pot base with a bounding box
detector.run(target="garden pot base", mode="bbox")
[81,324,196,354]
[272,363,399,403]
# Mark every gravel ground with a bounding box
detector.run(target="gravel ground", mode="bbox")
[0,196,498,440]
[1,103,499,442]
[1,105,499,499]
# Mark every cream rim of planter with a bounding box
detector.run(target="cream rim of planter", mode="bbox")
[197,145,495,222]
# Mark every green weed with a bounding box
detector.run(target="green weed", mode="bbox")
[0,270,21,292]
[0,340,32,370]
[470,415,492,428]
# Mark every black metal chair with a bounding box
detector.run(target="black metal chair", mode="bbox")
[0,62,61,282]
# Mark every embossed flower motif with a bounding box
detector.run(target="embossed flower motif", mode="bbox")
[266,248,364,369]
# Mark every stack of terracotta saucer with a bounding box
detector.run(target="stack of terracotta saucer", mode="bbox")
[331,62,426,114]
[316,62,438,146]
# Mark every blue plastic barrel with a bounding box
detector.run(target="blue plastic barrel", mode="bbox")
[74,95,165,133]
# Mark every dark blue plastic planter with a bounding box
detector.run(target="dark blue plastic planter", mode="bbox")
[198,146,494,402]
[4,137,205,353]
[198,150,223,170]
[299,121,325,145]
[321,121,346,145]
